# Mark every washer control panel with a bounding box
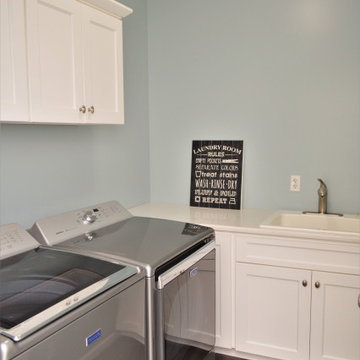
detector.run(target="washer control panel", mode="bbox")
[29,200,132,246]
[0,223,39,260]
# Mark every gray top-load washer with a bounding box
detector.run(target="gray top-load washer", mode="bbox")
[0,223,145,360]
[29,201,216,360]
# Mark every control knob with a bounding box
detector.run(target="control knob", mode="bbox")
[82,211,97,224]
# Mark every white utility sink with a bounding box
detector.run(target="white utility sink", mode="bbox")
[261,212,360,235]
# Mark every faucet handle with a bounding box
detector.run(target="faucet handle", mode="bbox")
[317,178,326,186]
[317,178,327,196]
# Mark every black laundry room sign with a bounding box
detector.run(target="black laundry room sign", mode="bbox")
[190,140,243,210]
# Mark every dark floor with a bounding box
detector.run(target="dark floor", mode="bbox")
[166,340,247,360]
[215,354,246,360]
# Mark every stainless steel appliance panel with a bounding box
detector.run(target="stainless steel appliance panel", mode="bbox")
[32,215,214,277]
[0,248,137,342]
[2,277,145,360]
[28,202,216,360]
[156,248,215,360]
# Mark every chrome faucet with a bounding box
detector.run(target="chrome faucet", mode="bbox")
[303,179,342,216]
[317,178,327,214]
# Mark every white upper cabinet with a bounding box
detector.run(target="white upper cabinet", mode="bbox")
[0,0,132,125]
[0,0,29,122]
[26,0,84,124]
[82,6,124,124]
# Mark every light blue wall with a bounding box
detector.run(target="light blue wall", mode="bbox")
[0,0,150,228]
[1,0,359,229]
[147,0,360,214]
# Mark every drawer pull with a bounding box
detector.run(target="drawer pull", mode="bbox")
[315,281,320,289]
[358,294,360,308]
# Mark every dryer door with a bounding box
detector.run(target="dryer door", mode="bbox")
[156,247,216,360]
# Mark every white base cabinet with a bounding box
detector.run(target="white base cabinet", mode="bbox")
[235,264,360,360]
[216,231,360,360]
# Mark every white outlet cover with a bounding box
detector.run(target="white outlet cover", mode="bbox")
[290,175,301,192]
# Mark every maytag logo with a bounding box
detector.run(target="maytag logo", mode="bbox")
[189,267,198,278]
[86,329,102,347]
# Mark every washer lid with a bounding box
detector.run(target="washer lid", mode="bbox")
[0,248,137,342]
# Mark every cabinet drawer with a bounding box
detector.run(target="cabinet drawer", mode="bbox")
[235,234,360,275]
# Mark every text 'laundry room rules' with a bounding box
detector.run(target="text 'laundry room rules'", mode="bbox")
[190,140,243,210]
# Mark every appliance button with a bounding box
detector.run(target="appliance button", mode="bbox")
[82,211,97,224]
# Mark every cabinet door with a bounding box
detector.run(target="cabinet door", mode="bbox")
[215,232,233,349]
[26,0,84,124]
[0,0,29,122]
[82,7,124,124]
[310,272,360,360]
[235,263,311,360]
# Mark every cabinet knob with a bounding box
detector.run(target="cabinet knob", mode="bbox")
[302,280,308,287]
[79,105,86,113]
[88,106,95,114]
[314,281,320,289]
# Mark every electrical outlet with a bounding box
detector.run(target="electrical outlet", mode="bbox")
[290,175,301,192]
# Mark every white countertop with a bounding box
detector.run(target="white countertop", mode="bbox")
[130,203,360,244]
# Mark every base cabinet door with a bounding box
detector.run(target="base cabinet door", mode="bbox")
[235,263,311,360]
[310,272,360,360]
